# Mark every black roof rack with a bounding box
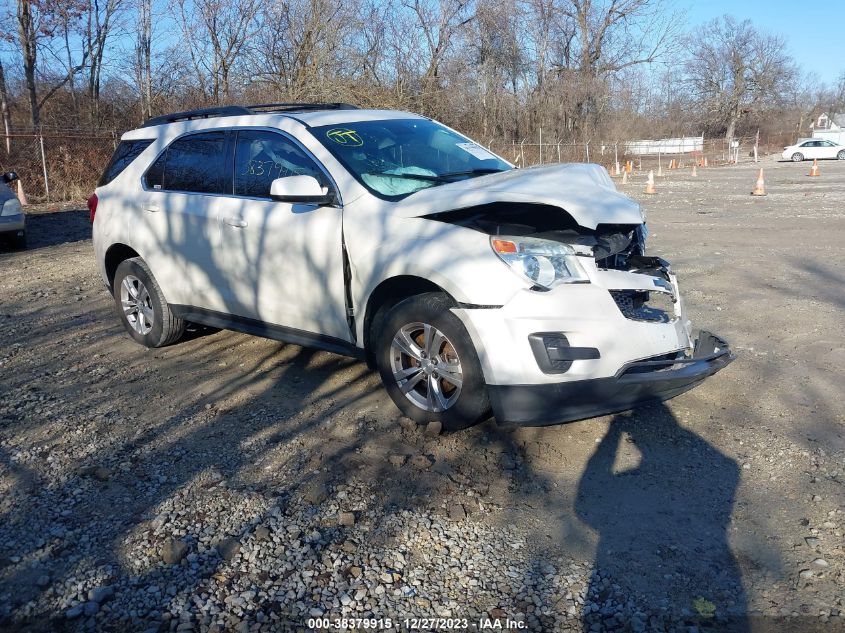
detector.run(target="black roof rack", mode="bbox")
[246,102,359,113]
[140,102,359,128]
[140,106,252,128]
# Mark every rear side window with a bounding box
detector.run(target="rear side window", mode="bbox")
[144,132,228,194]
[98,139,153,186]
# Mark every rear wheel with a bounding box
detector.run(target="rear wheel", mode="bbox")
[11,231,26,250]
[374,292,489,431]
[838,150,845,160]
[791,152,804,162]
[113,257,185,348]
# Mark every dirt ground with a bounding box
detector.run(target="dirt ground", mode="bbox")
[1,157,843,632]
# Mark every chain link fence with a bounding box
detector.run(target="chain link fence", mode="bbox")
[1,129,118,203]
[488,135,786,171]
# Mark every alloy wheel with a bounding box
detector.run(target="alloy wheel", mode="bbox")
[120,274,154,335]
[389,322,463,412]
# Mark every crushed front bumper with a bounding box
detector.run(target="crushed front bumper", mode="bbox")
[487,331,734,426]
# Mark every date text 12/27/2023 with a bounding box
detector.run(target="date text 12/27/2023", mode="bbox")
[307,617,528,630]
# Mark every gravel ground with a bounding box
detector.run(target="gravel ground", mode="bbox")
[1,158,843,632]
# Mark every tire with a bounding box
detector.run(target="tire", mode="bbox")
[838,150,845,160]
[11,231,26,250]
[791,152,804,162]
[374,292,490,431]
[113,257,185,348]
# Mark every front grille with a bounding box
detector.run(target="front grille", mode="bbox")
[609,290,675,323]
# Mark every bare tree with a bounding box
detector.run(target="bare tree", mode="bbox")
[134,0,152,119]
[0,59,11,152]
[85,0,125,126]
[15,0,89,127]
[176,0,260,103]
[471,0,526,137]
[399,0,474,109]
[685,15,796,141]
[555,0,680,133]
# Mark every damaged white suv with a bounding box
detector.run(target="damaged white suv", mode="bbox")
[91,104,733,430]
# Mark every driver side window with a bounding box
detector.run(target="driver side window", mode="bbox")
[234,130,323,199]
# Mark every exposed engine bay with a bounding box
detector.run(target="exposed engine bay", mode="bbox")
[426,202,656,273]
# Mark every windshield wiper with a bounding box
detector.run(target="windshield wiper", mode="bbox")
[371,167,507,183]
[434,168,507,180]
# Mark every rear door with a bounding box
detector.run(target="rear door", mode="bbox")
[214,128,349,339]
[140,130,231,311]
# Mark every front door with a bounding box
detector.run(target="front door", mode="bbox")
[215,129,349,340]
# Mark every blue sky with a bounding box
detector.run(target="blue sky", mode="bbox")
[683,0,844,85]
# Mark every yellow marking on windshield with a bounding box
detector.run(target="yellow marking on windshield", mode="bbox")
[326,128,363,147]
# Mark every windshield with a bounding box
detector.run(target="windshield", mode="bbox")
[311,118,511,198]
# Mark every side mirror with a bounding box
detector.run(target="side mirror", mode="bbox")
[270,175,335,205]
[2,172,19,184]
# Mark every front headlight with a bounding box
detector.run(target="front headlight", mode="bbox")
[490,236,590,288]
[0,198,22,217]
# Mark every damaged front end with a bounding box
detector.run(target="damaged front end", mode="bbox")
[425,201,646,265]
[425,199,734,425]
[427,201,673,313]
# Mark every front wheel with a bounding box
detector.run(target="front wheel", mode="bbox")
[838,150,845,160]
[374,292,490,431]
[791,152,804,162]
[113,257,185,348]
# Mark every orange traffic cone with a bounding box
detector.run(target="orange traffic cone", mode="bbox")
[704,157,709,167]
[644,170,656,194]
[621,171,628,184]
[691,164,698,177]
[678,160,684,169]
[809,159,820,177]
[17,180,28,206]
[626,160,633,173]
[751,168,766,196]
[657,164,664,177]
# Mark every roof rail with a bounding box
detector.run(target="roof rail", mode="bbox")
[246,102,359,113]
[140,105,253,128]
[140,102,360,128]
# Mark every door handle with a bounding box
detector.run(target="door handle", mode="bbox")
[144,204,161,213]
[225,217,248,228]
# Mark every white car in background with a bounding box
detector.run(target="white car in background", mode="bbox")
[782,139,845,161]
[91,104,733,430]
[0,171,26,249]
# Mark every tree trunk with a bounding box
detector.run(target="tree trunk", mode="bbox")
[0,60,11,153]
[136,0,153,121]
[724,118,736,142]
[17,0,40,128]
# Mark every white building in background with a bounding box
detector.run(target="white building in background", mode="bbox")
[624,135,704,156]
[810,113,845,145]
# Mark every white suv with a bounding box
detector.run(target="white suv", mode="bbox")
[91,103,733,430]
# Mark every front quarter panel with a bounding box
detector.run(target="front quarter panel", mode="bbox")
[344,199,528,341]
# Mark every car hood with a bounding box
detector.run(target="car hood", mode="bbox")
[393,163,642,229]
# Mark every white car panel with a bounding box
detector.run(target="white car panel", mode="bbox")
[214,195,349,338]
[390,163,642,229]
